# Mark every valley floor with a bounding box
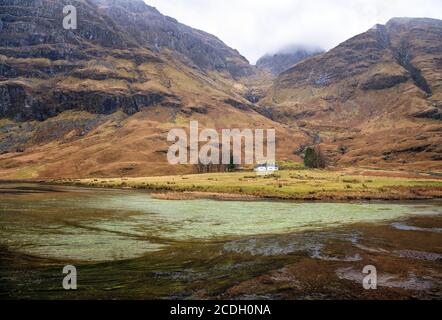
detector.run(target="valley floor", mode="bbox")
[51,168,442,201]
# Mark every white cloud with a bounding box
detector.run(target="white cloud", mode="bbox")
[144,0,442,64]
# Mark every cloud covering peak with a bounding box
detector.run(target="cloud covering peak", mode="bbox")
[145,0,442,64]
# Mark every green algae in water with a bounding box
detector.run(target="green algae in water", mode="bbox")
[80,194,442,240]
[0,185,441,262]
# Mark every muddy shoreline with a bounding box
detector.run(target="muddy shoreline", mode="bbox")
[2,179,442,202]
[50,182,442,202]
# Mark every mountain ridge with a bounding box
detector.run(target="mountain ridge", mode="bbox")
[258,17,442,170]
[91,0,255,78]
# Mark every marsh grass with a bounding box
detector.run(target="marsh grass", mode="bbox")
[55,169,442,200]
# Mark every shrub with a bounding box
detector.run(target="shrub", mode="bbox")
[343,179,361,184]
[304,146,327,168]
[338,145,348,155]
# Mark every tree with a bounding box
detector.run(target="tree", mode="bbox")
[194,161,226,174]
[193,150,237,173]
[304,146,327,168]
[227,152,238,172]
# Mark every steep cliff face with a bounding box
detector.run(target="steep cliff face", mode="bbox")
[259,18,442,170]
[91,0,255,78]
[256,46,324,76]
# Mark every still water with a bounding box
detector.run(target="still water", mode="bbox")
[0,184,441,299]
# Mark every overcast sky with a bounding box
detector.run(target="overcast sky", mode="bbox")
[145,0,442,64]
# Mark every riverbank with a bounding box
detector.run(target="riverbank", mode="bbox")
[49,168,442,201]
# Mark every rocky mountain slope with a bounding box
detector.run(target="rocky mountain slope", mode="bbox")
[91,0,255,78]
[0,0,303,178]
[0,0,441,178]
[259,18,442,171]
[0,0,257,122]
[256,46,324,76]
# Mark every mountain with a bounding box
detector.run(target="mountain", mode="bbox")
[258,18,442,171]
[256,46,324,76]
[0,0,257,122]
[0,1,441,179]
[90,0,255,78]
[0,0,303,178]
